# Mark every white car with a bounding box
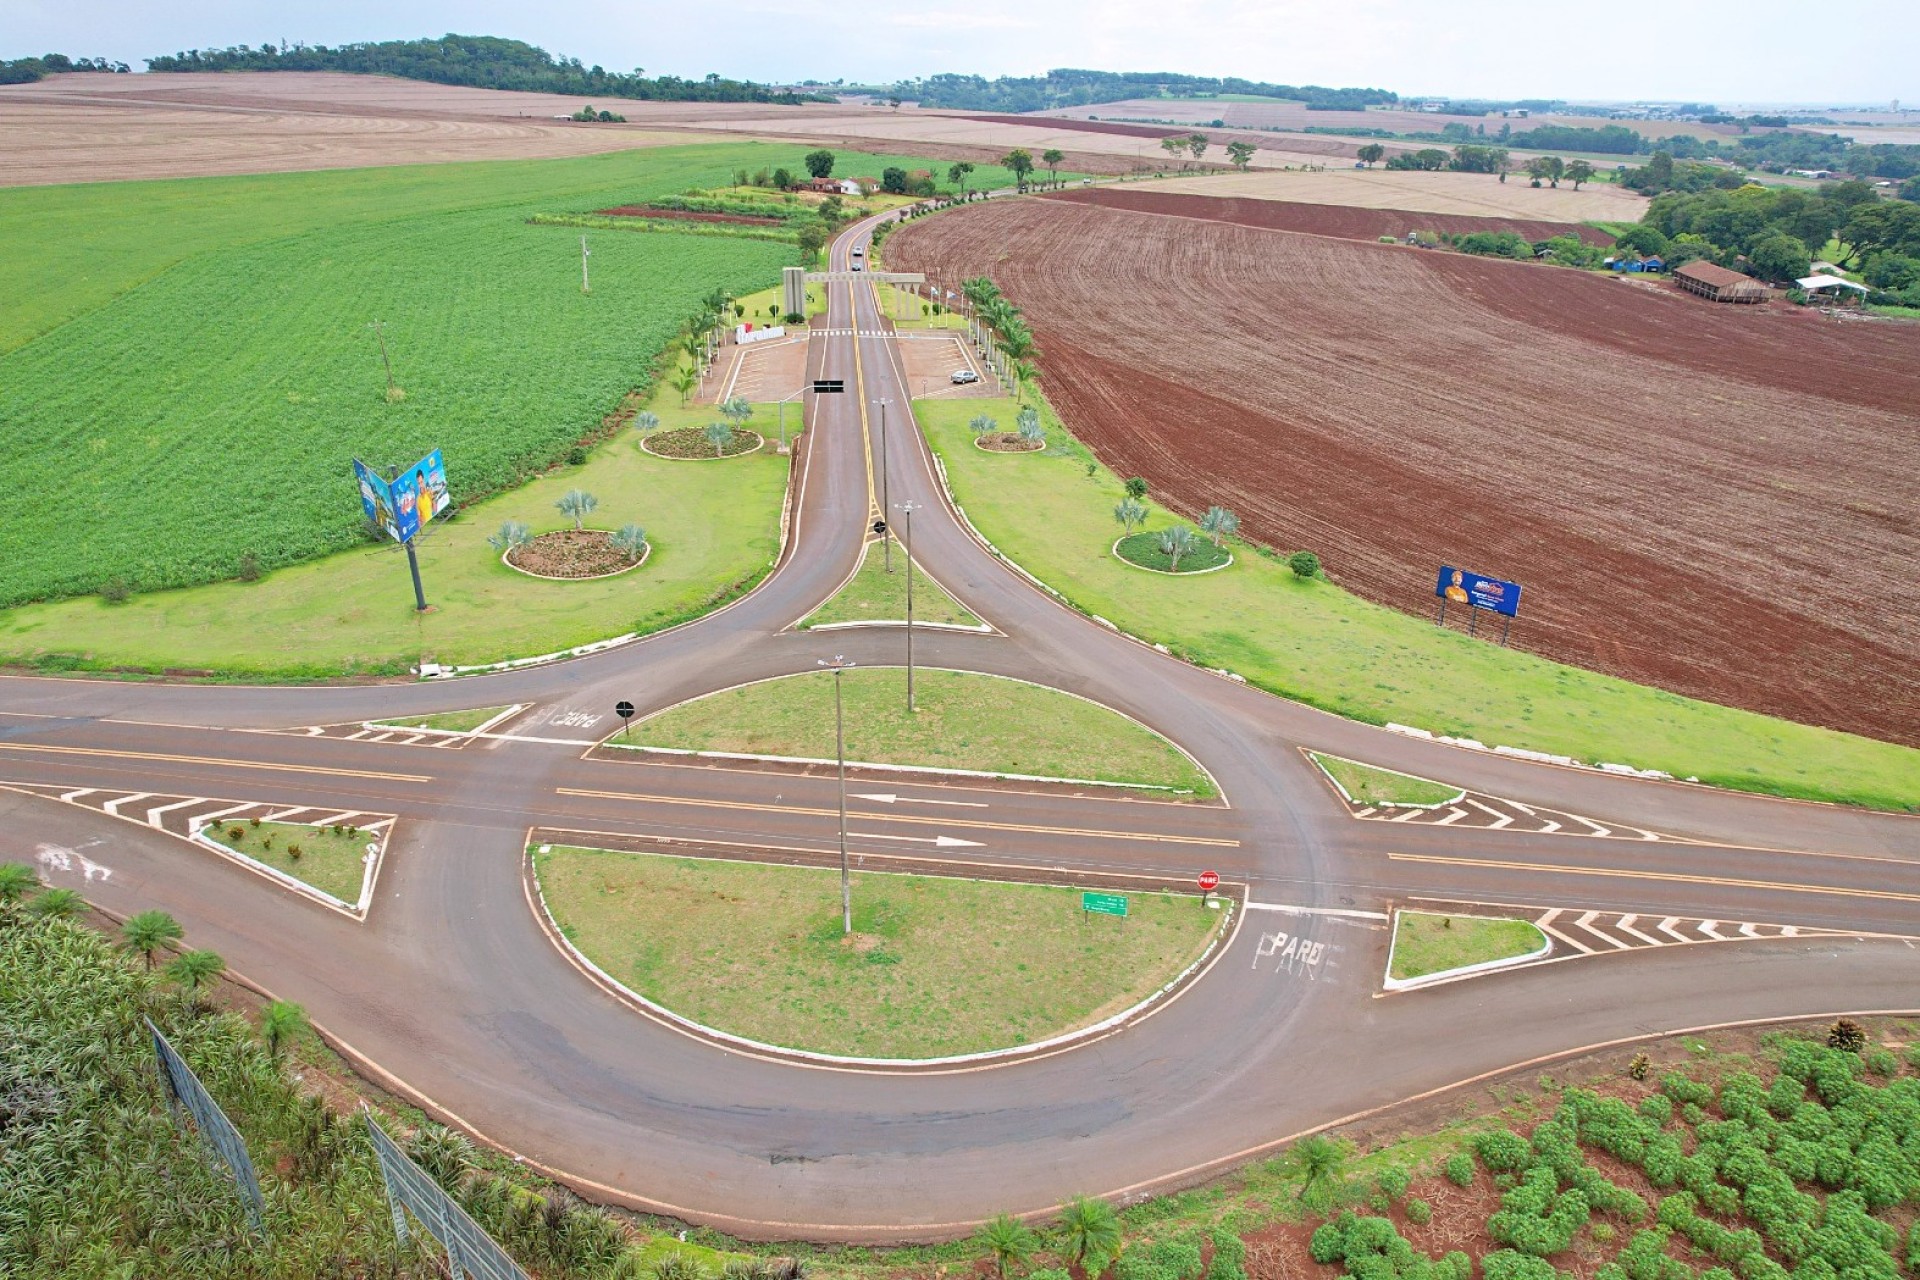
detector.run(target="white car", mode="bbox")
[950,369,980,385]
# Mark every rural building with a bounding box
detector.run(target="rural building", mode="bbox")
[1674,261,1769,303]
[1796,274,1871,302]
[803,177,865,196]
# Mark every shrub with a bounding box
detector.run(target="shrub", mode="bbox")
[1482,1250,1560,1280]
[1639,1094,1674,1127]
[1826,1020,1867,1053]
[1309,1221,1348,1265]
[1406,1199,1432,1226]
[1681,1103,1707,1126]
[1288,550,1322,579]
[1114,1234,1202,1280]
[1475,1130,1533,1173]
[1444,1154,1475,1187]
[99,578,132,604]
[237,551,262,581]
[228,826,245,840]
[567,445,590,466]
[1862,1048,1897,1077]
[1629,1053,1652,1081]
[1378,1169,1411,1202]
[286,844,302,860]
[1206,1229,1247,1280]
[1660,1073,1714,1106]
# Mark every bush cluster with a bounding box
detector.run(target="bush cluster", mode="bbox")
[1310,1213,1471,1280]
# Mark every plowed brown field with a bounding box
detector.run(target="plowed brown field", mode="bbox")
[1047,188,1617,246]
[888,197,1920,746]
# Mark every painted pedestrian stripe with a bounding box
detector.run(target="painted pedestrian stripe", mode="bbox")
[256,721,470,749]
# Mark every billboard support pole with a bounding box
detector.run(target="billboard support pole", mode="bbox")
[1501,616,1512,647]
[1468,605,1479,637]
[404,538,428,612]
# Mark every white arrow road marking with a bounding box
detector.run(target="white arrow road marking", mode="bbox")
[1658,916,1691,942]
[850,793,989,808]
[1616,914,1664,945]
[847,832,984,848]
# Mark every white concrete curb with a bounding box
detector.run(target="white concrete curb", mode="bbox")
[1382,909,1552,991]
[1306,750,1464,810]
[501,535,650,581]
[601,742,1191,793]
[189,818,389,921]
[640,429,765,460]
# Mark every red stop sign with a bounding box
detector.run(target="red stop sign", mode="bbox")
[1198,870,1220,892]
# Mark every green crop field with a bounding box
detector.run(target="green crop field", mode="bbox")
[0,144,1055,617]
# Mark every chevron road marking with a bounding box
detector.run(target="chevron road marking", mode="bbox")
[1577,909,1632,949]
[1535,909,1597,954]
[1615,914,1663,945]
[0,741,430,783]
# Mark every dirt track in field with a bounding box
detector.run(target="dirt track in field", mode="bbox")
[1047,188,1619,246]
[888,197,1920,746]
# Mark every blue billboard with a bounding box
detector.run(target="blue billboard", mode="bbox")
[353,451,449,544]
[1436,566,1522,617]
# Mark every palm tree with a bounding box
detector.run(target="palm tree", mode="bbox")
[632,410,660,437]
[488,520,531,554]
[670,366,699,406]
[1157,525,1196,572]
[555,489,597,530]
[122,909,183,969]
[261,999,306,1059]
[978,1212,1035,1277]
[612,524,648,561]
[1113,498,1148,535]
[1199,505,1240,547]
[704,421,734,457]
[969,413,1000,437]
[1287,1134,1348,1204]
[1059,1196,1121,1277]
[0,862,36,919]
[167,948,226,997]
[27,887,85,921]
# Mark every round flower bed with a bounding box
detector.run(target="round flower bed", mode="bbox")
[973,431,1044,453]
[642,427,762,459]
[504,530,649,580]
[1112,530,1233,575]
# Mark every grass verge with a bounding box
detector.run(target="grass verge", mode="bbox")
[0,396,793,677]
[534,844,1223,1057]
[800,540,982,628]
[1388,911,1546,981]
[618,667,1214,795]
[372,705,514,732]
[917,394,1920,811]
[1309,753,1463,807]
[203,820,370,904]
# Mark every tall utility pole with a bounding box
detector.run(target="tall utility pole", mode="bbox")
[898,501,920,712]
[368,320,396,398]
[874,398,893,572]
[818,655,856,934]
[580,236,591,294]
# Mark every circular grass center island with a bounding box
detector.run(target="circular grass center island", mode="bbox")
[1114,530,1232,574]
[505,530,648,579]
[642,426,761,459]
[533,844,1226,1059]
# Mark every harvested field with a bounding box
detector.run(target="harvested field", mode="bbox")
[1047,188,1616,247]
[964,113,1184,140]
[890,197,1920,745]
[1042,98,1748,143]
[1122,166,1647,221]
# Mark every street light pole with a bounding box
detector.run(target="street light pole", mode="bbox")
[818,655,856,935]
[898,501,920,712]
[874,398,893,572]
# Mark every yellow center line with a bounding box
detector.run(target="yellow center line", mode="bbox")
[1388,851,1920,904]
[557,786,1240,847]
[0,741,432,784]
[850,259,879,519]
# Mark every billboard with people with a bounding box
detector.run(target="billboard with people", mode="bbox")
[353,451,449,544]
[1435,566,1522,617]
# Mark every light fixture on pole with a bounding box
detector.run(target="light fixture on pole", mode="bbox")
[873,398,893,572]
[897,501,921,712]
[818,654,857,935]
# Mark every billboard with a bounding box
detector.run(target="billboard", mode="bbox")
[364,1113,530,1280]
[354,450,450,544]
[148,1018,266,1234]
[1436,566,1522,617]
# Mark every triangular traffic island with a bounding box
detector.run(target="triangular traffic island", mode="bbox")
[797,538,990,632]
[1303,749,1688,842]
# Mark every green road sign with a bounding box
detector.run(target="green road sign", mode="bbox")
[1082,891,1129,918]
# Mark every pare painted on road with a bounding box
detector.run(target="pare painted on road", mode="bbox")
[1255,928,1331,978]
[545,709,605,730]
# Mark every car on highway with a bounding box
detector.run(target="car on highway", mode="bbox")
[950,369,980,384]
[852,246,864,257]
[852,263,864,271]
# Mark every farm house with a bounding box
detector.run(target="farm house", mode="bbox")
[1674,261,1769,303]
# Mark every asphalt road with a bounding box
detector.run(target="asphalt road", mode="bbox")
[4,206,1916,1238]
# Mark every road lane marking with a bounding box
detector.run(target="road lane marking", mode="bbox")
[847,831,984,848]
[1386,851,1920,904]
[0,741,431,783]
[1244,902,1390,920]
[554,786,1240,846]
[851,792,989,808]
[851,283,878,517]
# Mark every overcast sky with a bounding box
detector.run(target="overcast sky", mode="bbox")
[7,0,1914,106]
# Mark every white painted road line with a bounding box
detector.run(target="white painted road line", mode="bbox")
[1658,917,1692,942]
[1244,902,1391,921]
[850,793,990,808]
[1616,914,1663,945]
[143,797,204,827]
[102,792,153,816]
[1576,910,1632,949]
[847,832,985,848]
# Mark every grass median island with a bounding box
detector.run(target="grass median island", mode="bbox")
[1115,529,1232,574]
[372,705,514,732]
[203,820,371,904]
[619,667,1214,795]
[534,845,1222,1057]
[1389,911,1547,982]
[917,395,1920,812]
[800,540,983,629]
[0,398,792,677]
[1310,753,1463,807]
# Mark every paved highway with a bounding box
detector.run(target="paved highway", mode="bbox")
[4,207,1916,1238]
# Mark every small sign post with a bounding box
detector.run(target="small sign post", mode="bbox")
[1082,890,1129,920]
[614,700,635,740]
[1198,869,1219,907]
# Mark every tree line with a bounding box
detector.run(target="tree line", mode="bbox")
[1629,181,1920,292]
[0,52,130,84]
[894,69,1395,113]
[143,35,830,103]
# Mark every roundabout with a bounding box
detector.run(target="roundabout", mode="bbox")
[5,206,1916,1240]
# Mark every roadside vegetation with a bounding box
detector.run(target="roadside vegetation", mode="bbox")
[1309,753,1464,807]
[533,845,1223,1058]
[202,818,372,904]
[613,667,1215,795]
[1389,912,1546,981]
[800,539,983,629]
[915,394,1920,810]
